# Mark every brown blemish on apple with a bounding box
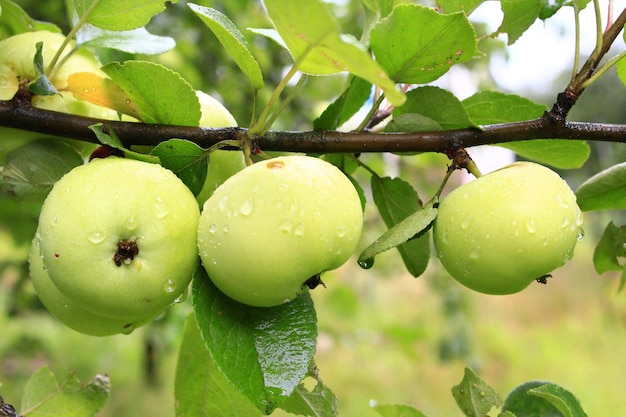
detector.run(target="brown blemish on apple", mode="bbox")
[266,160,285,169]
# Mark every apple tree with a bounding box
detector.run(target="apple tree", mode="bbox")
[1,0,626,416]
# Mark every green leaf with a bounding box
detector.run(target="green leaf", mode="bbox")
[150,139,208,196]
[189,4,264,90]
[359,197,437,270]
[1,139,83,200]
[263,0,405,106]
[102,60,201,126]
[370,4,479,84]
[175,313,263,417]
[592,222,626,274]
[77,25,175,55]
[28,42,57,96]
[451,368,502,417]
[528,384,588,417]
[499,0,543,45]
[192,267,318,415]
[389,86,478,132]
[438,0,485,14]
[20,366,110,417]
[502,381,565,417]
[539,0,568,19]
[72,0,178,31]
[370,176,431,277]
[0,0,61,36]
[372,403,429,417]
[575,162,626,211]
[463,91,590,169]
[279,366,338,417]
[314,76,372,130]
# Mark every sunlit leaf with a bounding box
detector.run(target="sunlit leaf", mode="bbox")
[189,3,264,90]
[0,0,61,36]
[67,72,142,120]
[501,380,565,417]
[102,61,201,126]
[76,25,175,55]
[279,365,338,417]
[370,4,479,84]
[438,0,485,14]
[263,0,405,106]
[373,403,429,417]
[528,383,589,417]
[72,0,178,31]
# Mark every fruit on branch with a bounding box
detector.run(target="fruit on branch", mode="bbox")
[197,155,363,307]
[34,157,200,322]
[194,90,246,205]
[433,162,582,295]
[0,30,116,119]
[29,239,156,336]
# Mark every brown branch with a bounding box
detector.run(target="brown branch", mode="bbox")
[550,7,626,119]
[2,99,626,154]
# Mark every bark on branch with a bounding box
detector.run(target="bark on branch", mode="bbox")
[1,99,625,154]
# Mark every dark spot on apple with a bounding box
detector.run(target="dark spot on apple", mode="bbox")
[536,274,551,284]
[113,239,139,266]
[54,252,59,258]
[304,274,325,290]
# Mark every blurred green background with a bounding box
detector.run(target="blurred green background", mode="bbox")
[2,0,626,416]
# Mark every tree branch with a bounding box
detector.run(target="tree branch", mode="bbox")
[2,99,626,154]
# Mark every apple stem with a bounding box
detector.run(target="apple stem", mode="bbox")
[465,159,483,178]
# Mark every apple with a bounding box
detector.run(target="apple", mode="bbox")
[433,162,582,295]
[0,30,116,119]
[29,238,156,336]
[197,155,363,307]
[36,157,200,319]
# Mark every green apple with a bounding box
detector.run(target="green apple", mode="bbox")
[433,162,582,295]
[29,239,156,336]
[197,155,363,307]
[36,157,200,319]
[0,30,116,119]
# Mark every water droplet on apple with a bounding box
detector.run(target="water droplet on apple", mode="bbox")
[279,220,293,234]
[87,231,106,244]
[240,198,254,216]
[218,195,229,212]
[469,246,481,259]
[175,287,189,303]
[561,217,570,228]
[577,228,585,241]
[208,224,217,234]
[222,225,230,233]
[524,218,536,234]
[543,236,550,246]
[335,224,347,238]
[358,257,374,269]
[125,215,137,230]
[278,183,290,193]
[556,194,569,209]
[153,197,170,219]
[294,223,305,236]
[164,278,176,293]
[51,216,58,226]
[460,216,471,230]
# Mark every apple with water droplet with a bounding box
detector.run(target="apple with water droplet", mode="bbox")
[35,157,200,321]
[197,155,363,307]
[433,162,582,294]
[29,239,158,336]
